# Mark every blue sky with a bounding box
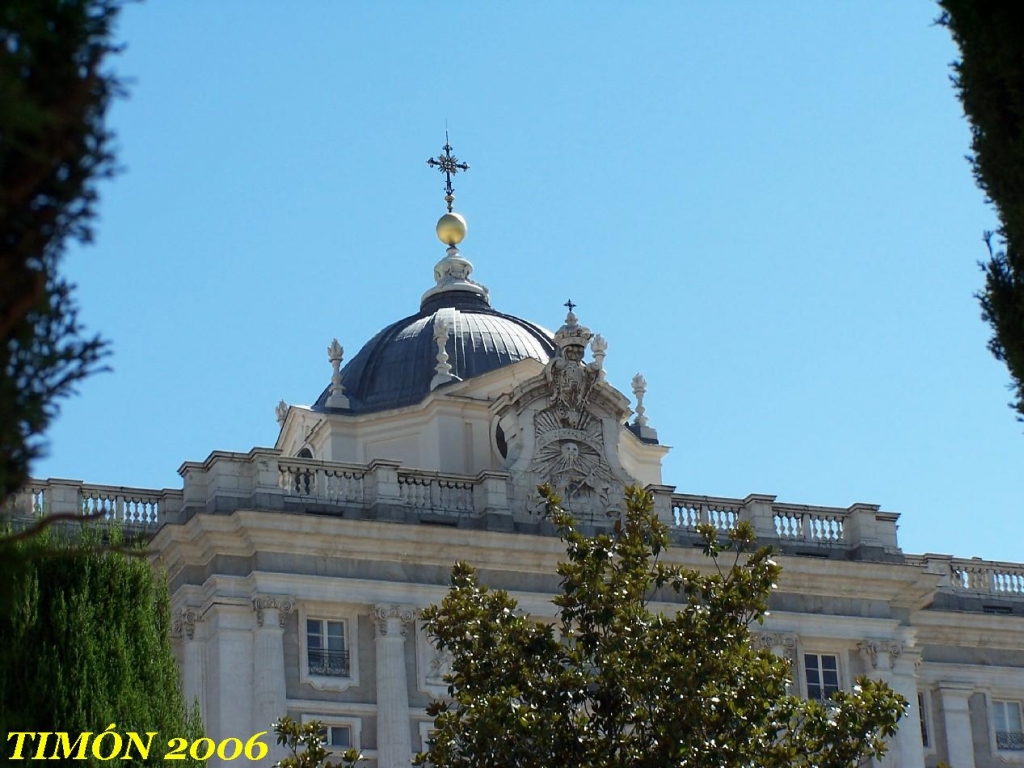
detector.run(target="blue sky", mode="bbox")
[37,2,1022,563]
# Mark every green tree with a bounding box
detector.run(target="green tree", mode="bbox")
[417,487,905,768]
[272,717,363,768]
[938,2,1024,421]
[0,0,123,503]
[0,528,204,765]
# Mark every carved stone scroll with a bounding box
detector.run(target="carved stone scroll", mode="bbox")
[252,596,295,628]
[753,631,798,664]
[172,607,203,640]
[857,639,903,671]
[374,604,415,637]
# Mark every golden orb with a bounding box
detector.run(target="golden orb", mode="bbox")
[436,212,467,246]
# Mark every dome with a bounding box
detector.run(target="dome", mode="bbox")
[313,290,556,415]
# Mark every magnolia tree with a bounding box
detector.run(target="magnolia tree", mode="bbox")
[416,486,905,768]
[273,717,362,768]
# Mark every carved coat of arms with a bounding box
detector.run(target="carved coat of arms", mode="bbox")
[495,306,639,521]
[529,309,620,516]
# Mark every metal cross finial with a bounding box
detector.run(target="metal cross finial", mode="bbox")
[564,299,577,313]
[426,130,469,212]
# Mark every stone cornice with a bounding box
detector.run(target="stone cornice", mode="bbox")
[186,572,560,617]
[738,611,902,642]
[152,509,943,612]
[768,554,941,610]
[152,509,570,581]
[908,609,1024,649]
[619,426,671,458]
[155,505,917,589]
[917,662,1024,689]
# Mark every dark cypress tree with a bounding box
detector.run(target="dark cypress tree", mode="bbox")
[939,2,1024,422]
[0,529,204,765]
[1,0,122,503]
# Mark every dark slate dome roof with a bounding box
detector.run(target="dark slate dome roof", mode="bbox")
[313,290,556,415]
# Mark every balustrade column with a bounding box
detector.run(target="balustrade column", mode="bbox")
[938,684,977,768]
[375,604,415,768]
[252,597,293,763]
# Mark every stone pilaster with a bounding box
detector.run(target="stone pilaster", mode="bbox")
[938,684,976,768]
[203,603,254,761]
[889,650,926,768]
[375,604,415,768]
[858,639,902,676]
[858,639,902,768]
[752,631,798,694]
[173,607,206,722]
[754,631,798,664]
[252,596,293,763]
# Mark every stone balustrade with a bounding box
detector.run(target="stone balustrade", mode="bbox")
[4,478,181,531]
[772,503,846,544]
[6,454,901,554]
[670,494,740,531]
[11,455,1024,611]
[16,452,1024,584]
[173,449,505,524]
[278,457,366,503]
[397,471,474,515]
[654,489,900,557]
[911,553,1024,598]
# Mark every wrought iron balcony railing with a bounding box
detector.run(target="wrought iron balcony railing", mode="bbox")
[308,649,349,677]
[997,731,1024,751]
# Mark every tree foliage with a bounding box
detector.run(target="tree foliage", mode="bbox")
[272,717,363,768]
[0,528,204,765]
[939,1,1024,421]
[0,0,122,502]
[417,487,905,768]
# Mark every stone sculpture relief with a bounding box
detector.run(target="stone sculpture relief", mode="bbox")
[425,645,453,688]
[528,407,616,515]
[525,308,622,518]
[545,309,602,429]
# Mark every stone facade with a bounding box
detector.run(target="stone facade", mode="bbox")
[9,253,1024,768]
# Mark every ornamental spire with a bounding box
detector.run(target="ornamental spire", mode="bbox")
[630,372,658,441]
[426,129,470,213]
[421,133,488,308]
[426,132,469,248]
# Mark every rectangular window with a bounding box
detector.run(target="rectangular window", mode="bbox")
[804,653,840,701]
[307,618,349,677]
[326,725,351,749]
[420,725,438,752]
[994,700,1024,751]
[311,719,359,753]
[419,721,439,767]
[918,692,930,748]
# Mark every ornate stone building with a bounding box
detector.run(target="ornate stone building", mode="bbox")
[10,146,1024,767]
